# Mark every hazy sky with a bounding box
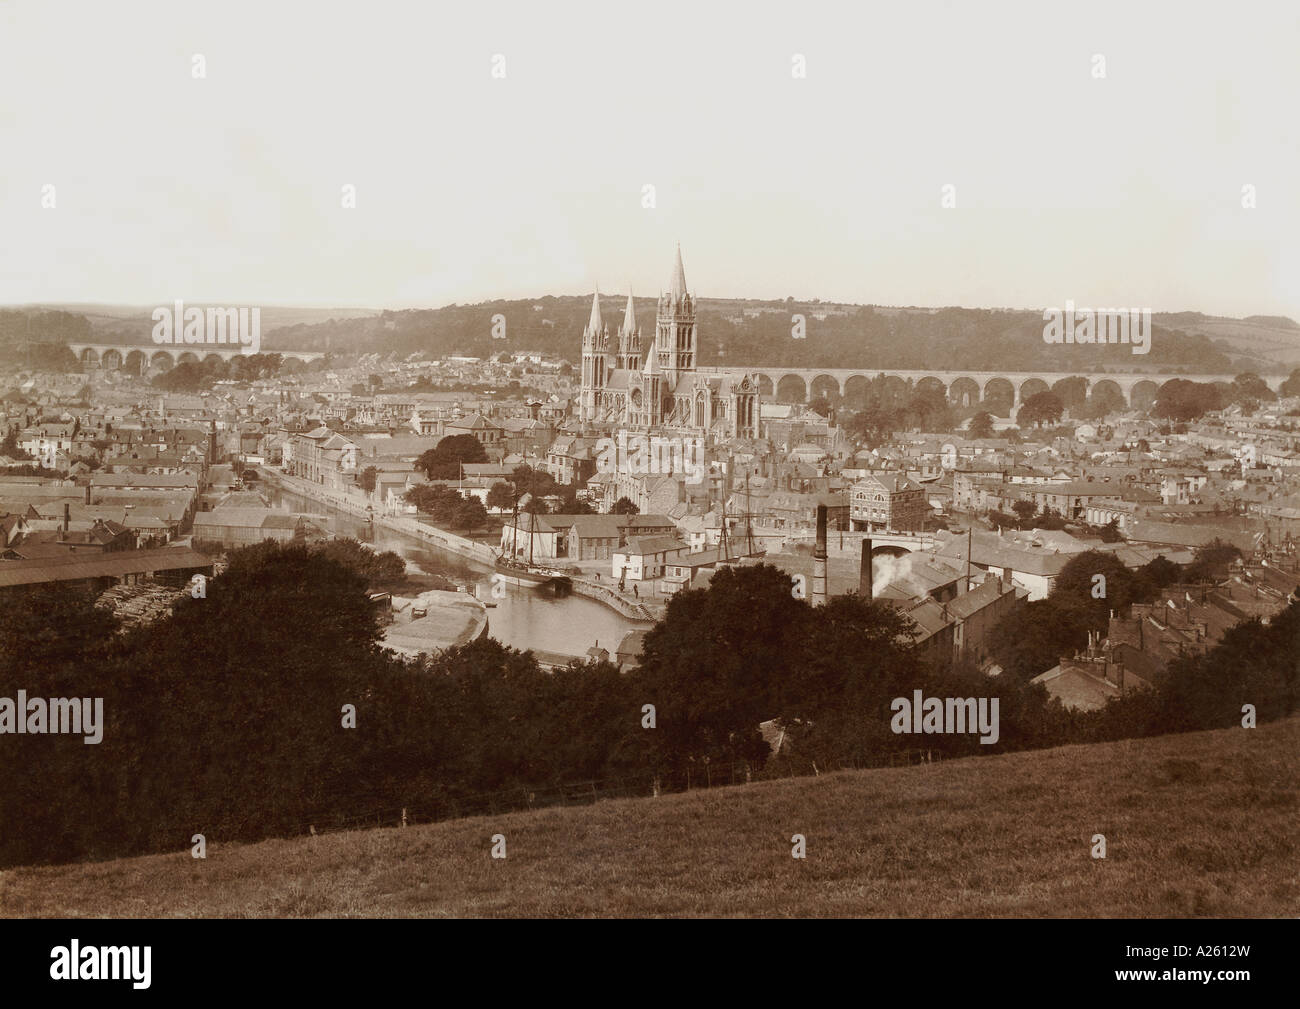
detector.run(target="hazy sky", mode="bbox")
[2,0,1297,319]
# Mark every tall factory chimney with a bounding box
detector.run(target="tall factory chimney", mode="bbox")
[860,537,873,600]
[812,504,828,607]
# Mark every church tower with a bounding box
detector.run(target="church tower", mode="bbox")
[618,287,641,371]
[641,335,662,428]
[656,244,696,380]
[580,289,609,421]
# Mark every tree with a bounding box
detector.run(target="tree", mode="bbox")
[151,362,207,392]
[967,412,996,440]
[415,434,488,479]
[1050,550,1154,632]
[1085,383,1127,418]
[486,481,518,511]
[902,388,952,431]
[1033,507,1069,531]
[359,466,378,493]
[1017,391,1064,428]
[634,564,811,770]
[1183,539,1242,583]
[454,497,488,535]
[511,464,558,499]
[807,396,832,418]
[1139,555,1181,594]
[775,593,923,765]
[0,428,28,459]
[1050,376,1089,411]
[1281,368,1300,398]
[1011,500,1036,525]
[315,537,405,586]
[988,599,1086,684]
[611,497,639,515]
[844,404,900,447]
[405,483,463,522]
[1153,380,1222,421]
[1231,372,1275,404]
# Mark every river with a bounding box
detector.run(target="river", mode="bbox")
[264,485,650,658]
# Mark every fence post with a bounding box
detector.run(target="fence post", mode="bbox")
[401,807,407,828]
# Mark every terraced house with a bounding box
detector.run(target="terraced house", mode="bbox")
[285,426,358,491]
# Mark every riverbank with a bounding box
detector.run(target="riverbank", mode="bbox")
[382,589,489,657]
[569,576,661,621]
[260,466,662,624]
[259,466,497,566]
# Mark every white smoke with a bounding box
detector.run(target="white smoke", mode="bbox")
[872,552,920,597]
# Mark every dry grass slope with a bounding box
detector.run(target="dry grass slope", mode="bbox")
[2,718,1296,918]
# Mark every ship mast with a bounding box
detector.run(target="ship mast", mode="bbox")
[744,468,755,556]
[510,487,519,559]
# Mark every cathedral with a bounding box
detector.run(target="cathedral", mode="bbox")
[578,246,761,440]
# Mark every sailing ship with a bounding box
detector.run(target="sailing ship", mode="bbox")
[494,486,570,585]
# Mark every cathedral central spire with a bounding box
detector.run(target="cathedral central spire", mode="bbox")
[668,244,687,300]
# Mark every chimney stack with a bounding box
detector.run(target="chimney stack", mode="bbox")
[812,504,827,607]
[860,537,873,600]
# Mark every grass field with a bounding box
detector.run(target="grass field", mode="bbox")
[2,718,1296,918]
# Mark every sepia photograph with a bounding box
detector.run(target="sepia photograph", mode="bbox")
[0,0,1294,986]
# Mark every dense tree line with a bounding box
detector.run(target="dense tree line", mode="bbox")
[404,484,489,533]
[414,434,487,479]
[2,542,1293,869]
[0,310,89,372]
[486,464,593,515]
[150,353,304,390]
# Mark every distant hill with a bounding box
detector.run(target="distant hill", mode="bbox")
[29,304,380,346]
[259,298,1294,375]
[4,716,1294,917]
[1244,315,1300,330]
[1154,314,1300,372]
[4,299,1298,375]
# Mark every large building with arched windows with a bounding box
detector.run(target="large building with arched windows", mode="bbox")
[578,246,761,441]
